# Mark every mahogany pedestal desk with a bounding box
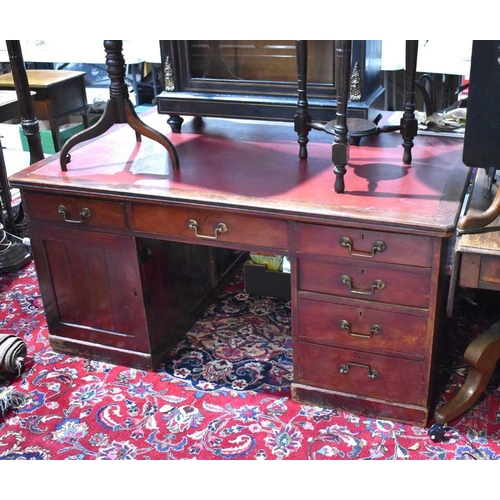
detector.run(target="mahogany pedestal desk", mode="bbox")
[9,112,470,425]
[0,69,89,152]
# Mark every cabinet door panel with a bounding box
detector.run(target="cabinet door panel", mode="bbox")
[30,225,150,353]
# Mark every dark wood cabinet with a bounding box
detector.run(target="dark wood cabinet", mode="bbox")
[157,40,384,132]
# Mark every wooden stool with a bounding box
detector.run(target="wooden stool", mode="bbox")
[435,169,500,424]
[0,69,89,152]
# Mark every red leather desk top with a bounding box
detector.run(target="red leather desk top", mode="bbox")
[10,110,470,235]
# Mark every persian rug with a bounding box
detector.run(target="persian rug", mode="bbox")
[1,262,499,460]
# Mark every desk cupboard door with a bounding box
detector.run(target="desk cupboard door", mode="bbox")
[29,225,151,360]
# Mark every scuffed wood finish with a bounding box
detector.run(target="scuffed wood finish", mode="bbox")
[131,203,289,252]
[297,297,427,358]
[296,223,434,267]
[28,224,151,358]
[298,257,432,308]
[296,341,426,405]
[10,112,470,425]
[10,113,469,236]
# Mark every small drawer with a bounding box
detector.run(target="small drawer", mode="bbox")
[296,342,426,406]
[296,223,434,268]
[299,257,431,309]
[297,297,427,358]
[23,191,127,230]
[132,204,288,251]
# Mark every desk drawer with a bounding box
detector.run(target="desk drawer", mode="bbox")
[296,223,434,267]
[23,192,127,230]
[296,342,425,405]
[297,297,427,357]
[132,204,288,251]
[299,257,431,308]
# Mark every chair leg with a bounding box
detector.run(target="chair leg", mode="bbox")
[459,180,500,232]
[434,319,500,424]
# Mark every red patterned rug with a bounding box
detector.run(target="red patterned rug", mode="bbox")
[1,262,500,460]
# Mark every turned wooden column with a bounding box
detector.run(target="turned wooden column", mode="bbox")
[59,40,180,172]
[5,40,44,165]
[400,40,419,165]
[332,40,352,194]
[295,40,311,160]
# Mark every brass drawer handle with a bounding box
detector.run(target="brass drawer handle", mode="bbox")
[58,205,91,224]
[340,275,385,295]
[339,236,387,258]
[339,320,382,338]
[338,362,379,380]
[188,218,228,240]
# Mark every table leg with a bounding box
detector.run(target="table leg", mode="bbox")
[295,40,311,160]
[332,40,351,194]
[59,41,179,172]
[400,41,418,165]
[434,319,500,424]
[49,117,62,152]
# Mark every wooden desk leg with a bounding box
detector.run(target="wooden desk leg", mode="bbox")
[434,319,500,424]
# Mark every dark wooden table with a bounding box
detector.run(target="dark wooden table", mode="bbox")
[10,111,470,425]
[0,90,21,123]
[0,69,89,152]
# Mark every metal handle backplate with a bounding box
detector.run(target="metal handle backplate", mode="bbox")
[339,236,387,258]
[58,205,91,224]
[188,218,228,240]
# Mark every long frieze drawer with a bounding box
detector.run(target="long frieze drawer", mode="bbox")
[132,204,288,251]
[297,297,427,358]
[23,191,128,230]
[296,223,434,268]
[296,342,426,406]
[299,258,431,309]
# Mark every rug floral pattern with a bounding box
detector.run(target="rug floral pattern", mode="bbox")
[1,263,499,460]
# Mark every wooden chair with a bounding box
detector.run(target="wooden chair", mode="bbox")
[434,41,500,424]
[435,169,500,424]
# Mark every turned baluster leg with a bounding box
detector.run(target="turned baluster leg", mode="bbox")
[332,40,352,194]
[295,40,311,160]
[60,40,179,172]
[400,40,419,165]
